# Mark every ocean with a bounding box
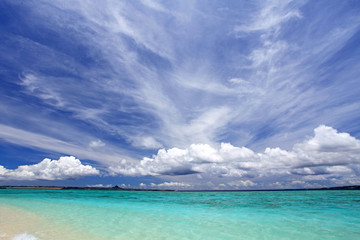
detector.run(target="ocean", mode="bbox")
[0,189,359,239]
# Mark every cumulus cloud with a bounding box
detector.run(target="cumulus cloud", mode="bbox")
[110,126,360,188]
[0,156,99,181]
[294,125,360,152]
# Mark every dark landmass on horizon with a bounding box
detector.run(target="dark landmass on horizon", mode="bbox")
[0,185,360,192]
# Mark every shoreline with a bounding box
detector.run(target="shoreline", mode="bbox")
[0,185,359,191]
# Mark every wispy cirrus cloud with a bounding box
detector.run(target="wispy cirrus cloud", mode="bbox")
[0,124,127,165]
[234,0,303,33]
[4,0,359,151]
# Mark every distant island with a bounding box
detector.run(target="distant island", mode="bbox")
[1,185,360,191]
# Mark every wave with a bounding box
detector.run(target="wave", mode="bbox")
[12,233,38,240]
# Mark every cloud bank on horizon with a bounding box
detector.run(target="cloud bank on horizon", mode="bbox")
[1,125,360,189]
[0,0,360,189]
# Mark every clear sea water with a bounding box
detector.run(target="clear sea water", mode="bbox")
[0,189,360,239]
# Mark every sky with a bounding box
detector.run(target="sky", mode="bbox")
[0,0,360,190]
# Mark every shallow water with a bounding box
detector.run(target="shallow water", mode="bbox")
[0,189,359,239]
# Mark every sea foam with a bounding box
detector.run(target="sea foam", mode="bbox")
[12,233,38,240]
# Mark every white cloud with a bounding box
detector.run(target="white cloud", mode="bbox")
[87,184,112,188]
[128,136,163,149]
[219,143,256,161]
[20,73,64,107]
[140,0,169,14]
[294,125,360,152]
[177,106,234,145]
[150,181,192,188]
[110,125,360,188]
[291,180,305,185]
[0,156,99,181]
[228,180,257,187]
[189,144,223,163]
[234,0,302,33]
[89,140,106,148]
[228,78,249,85]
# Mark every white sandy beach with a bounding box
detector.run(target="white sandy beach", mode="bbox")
[0,204,100,240]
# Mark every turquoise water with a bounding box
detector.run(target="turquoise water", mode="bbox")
[1,189,360,239]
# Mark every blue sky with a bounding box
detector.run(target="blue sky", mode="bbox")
[0,0,360,189]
